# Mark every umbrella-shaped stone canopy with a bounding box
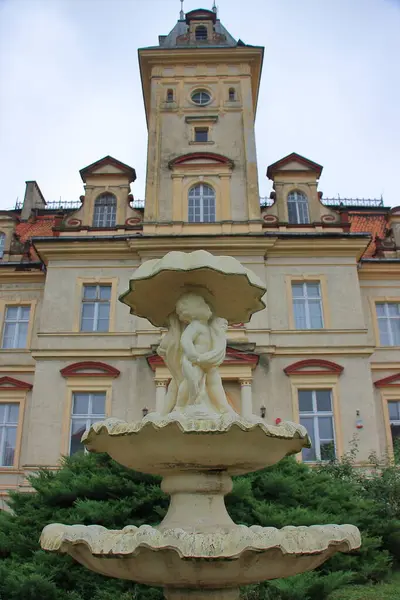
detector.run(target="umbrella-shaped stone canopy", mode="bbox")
[119,250,266,327]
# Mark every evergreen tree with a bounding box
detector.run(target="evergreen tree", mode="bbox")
[0,450,398,600]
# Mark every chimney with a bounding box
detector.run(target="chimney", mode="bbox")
[21,181,46,220]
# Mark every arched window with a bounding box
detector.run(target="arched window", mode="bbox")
[188,184,216,223]
[228,88,236,101]
[195,25,208,41]
[167,89,174,102]
[93,193,117,228]
[0,232,5,258]
[287,191,310,224]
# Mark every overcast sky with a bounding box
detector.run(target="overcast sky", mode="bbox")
[0,0,399,209]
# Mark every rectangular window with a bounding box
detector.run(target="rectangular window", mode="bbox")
[0,403,19,467]
[80,285,111,332]
[376,302,400,346]
[70,392,106,455]
[1,305,31,349]
[194,128,208,142]
[292,282,323,329]
[298,389,336,462]
[389,401,400,454]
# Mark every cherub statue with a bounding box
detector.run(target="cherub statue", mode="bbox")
[157,292,237,417]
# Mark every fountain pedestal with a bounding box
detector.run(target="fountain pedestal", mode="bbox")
[160,471,235,531]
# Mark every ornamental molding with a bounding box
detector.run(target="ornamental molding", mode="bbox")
[60,361,120,379]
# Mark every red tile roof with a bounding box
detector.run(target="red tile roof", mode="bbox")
[348,213,388,257]
[15,215,56,260]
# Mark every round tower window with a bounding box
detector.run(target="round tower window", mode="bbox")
[191,89,211,106]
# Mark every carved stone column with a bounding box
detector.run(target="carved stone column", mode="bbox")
[239,379,253,419]
[155,380,168,413]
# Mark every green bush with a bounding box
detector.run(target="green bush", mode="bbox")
[0,447,399,600]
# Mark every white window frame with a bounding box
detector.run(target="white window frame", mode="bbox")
[0,232,5,258]
[299,389,336,462]
[80,284,111,332]
[376,302,400,346]
[188,183,216,223]
[292,282,324,329]
[1,305,31,349]
[287,190,310,224]
[69,392,106,455]
[93,194,117,228]
[0,402,19,467]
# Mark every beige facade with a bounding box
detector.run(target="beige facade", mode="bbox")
[1,7,400,509]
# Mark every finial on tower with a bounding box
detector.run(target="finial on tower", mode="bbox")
[212,0,217,15]
[180,0,185,20]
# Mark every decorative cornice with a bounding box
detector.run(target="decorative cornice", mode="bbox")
[284,359,344,376]
[60,361,120,378]
[374,373,400,388]
[0,376,33,390]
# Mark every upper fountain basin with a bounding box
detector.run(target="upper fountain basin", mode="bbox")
[82,413,311,476]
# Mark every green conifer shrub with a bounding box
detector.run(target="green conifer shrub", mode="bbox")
[0,448,399,600]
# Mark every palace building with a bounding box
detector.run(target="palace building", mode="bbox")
[1,6,400,508]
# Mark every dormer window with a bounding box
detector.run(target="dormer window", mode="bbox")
[0,233,5,259]
[167,89,174,102]
[228,88,236,101]
[93,193,117,228]
[195,25,208,41]
[287,191,310,224]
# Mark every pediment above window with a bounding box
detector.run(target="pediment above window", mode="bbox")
[284,359,344,376]
[0,376,32,390]
[60,361,120,378]
[374,373,400,387]
[147,347,258,371]
[169,152,234,171]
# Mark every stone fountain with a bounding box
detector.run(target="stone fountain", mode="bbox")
[41,250,361,600]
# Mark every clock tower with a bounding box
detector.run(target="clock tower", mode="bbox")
[139,6,264,235]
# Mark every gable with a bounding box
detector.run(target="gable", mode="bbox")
[91,164,126,176]
[267,153,323,180]
[80,156,136,183]
[280,161,314,172]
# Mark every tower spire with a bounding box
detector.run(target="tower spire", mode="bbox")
[212,1,217,15]
[179,0,184,20]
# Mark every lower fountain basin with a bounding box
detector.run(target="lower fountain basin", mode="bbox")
[40,522,360,588]
[82,413,311,475]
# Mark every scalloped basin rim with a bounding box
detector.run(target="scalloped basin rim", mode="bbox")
[41,523,361,560]
[82,415,312,444]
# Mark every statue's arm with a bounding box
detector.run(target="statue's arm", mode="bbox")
[180,323,199,363]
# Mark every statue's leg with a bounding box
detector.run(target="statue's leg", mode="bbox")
[176,380,189,409]
[207,368,236,414]
[162,379,178,415]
